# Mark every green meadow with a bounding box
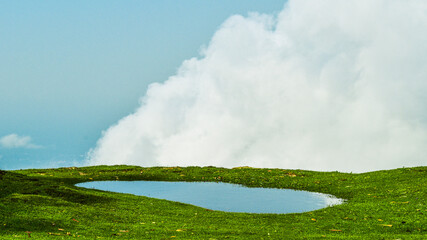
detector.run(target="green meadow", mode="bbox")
[0,165,425,239]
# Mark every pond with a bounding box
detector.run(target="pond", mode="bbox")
[76,181,344,214]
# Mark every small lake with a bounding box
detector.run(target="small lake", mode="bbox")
[76,181,343,214]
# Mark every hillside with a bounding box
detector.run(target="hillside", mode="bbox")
[0,165,426,239]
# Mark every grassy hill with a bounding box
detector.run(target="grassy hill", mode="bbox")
[0,165,425,239]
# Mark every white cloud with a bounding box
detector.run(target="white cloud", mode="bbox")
[0,134,41,149]
[87,0,427,172]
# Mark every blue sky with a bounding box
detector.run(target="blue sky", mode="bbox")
[0,1,286,169]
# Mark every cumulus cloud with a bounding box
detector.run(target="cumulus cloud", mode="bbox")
[0,134,41,149]
[87,0,427,172]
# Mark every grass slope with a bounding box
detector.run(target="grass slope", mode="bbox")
[0,165,425,239]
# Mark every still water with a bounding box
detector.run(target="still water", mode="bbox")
[76,181,343,214]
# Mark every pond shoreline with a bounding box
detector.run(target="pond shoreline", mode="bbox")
[76,180,344,214]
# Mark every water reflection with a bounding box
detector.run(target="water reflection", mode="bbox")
[76,181,343,214]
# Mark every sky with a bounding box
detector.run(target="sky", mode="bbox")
[2,0,427,172]
[0,0,286,170]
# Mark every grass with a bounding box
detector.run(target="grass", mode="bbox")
[0,165,425,239]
